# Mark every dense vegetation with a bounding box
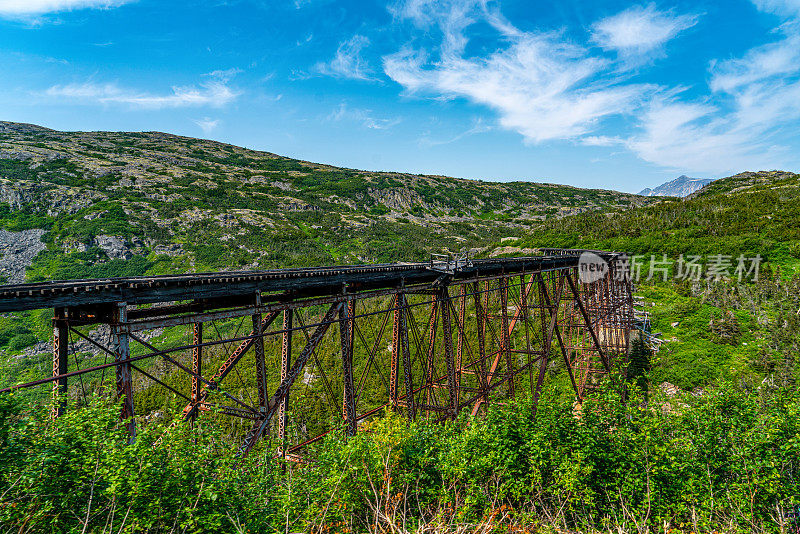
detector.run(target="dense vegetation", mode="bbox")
[1,380,797,533]
[511,170,800,263]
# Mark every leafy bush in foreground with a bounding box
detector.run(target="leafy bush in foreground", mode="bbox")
[0,382,797,533]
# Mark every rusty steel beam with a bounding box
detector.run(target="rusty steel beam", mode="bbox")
[390,294,401,409]
[455,285,466,413]
[51,308,68,419]
[565,271,611,373]
[1,253,635,462]
[129,332,259,416]
[423,297,439,410]
[253,303,268,414]
[278,309,292,457]
[1,255,608,313]
[111,302,135,441]
[181,310,280,421]
[239,302,342,458]
[472,281,489,412]
[538,272,581,401]
[398,293,415,420]
[439,288,458,417]
[191,322,202,422]
[500,277,513,399]
[340,299,356,437]
[532,277,550,408]
[471,275,536,415]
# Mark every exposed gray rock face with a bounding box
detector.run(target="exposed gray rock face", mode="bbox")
[93,235,144,260]
[0,229,46,284]
[0,121,54,133]
[280,199,320,211]
[0,178,105,215]
[153,243,184,257]
[368,187,425,212]
[0,149,34,161]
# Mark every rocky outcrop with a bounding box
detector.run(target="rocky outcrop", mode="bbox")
[0,178,105,215]
[94,235,145,260]
[280,199,320,212]
[20,324,164,358]
[0,229,46,284]
[489,246,539,257]
[0,121,54,134]
[367,187,426,212]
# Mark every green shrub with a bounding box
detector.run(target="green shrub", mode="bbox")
[8,333,37,351]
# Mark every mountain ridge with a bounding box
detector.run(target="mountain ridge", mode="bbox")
[637,175,714,197]
[0,120,655,284]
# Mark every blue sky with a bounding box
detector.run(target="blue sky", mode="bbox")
[1,0,799,192]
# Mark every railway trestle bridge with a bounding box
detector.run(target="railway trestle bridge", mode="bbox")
[0,249,633,459]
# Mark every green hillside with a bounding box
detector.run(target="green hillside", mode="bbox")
[0,120,651,283]
[497,169,800,390]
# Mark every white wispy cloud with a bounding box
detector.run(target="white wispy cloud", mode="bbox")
[204,67,242,83]
[581,135,622,147]
[386,0,800,174]
[313,34,377,81]
[0,0,133,16]
[327,102,400,129]
[45,80,240,109]
[193,117,220,134]
[625,97,780,172]
[750,0,800,17]
[419,117,491,147]
[624,1,800,173]
[709,34,800,93]
[590,4,698,59]
[384,0,650,143]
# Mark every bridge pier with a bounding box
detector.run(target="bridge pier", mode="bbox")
[278,309,292,461]
[111,302,135,442]
[51,307,68,419]
[340,299,356,437]
[190,322,202,424]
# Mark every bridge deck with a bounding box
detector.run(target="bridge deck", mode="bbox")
[0,252,617,313]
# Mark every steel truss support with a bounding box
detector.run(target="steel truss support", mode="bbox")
[390,294,401,409]
[500,276,513,399]
[565,271,611,373]
[424,297,439,410]
[455,285,466,414]
[439,287,458,418]
[398,293,415,420]
[50,307,69,419]
[239,302,341,458]
[111,302,135,441]
[190,322,202,423]
[472,282,489,412]
[181,310,280,421]
[340,299,356,436]
[278,309,292,458]
[253,322,268,412]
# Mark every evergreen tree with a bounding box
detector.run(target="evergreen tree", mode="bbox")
[627,334,651,400]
